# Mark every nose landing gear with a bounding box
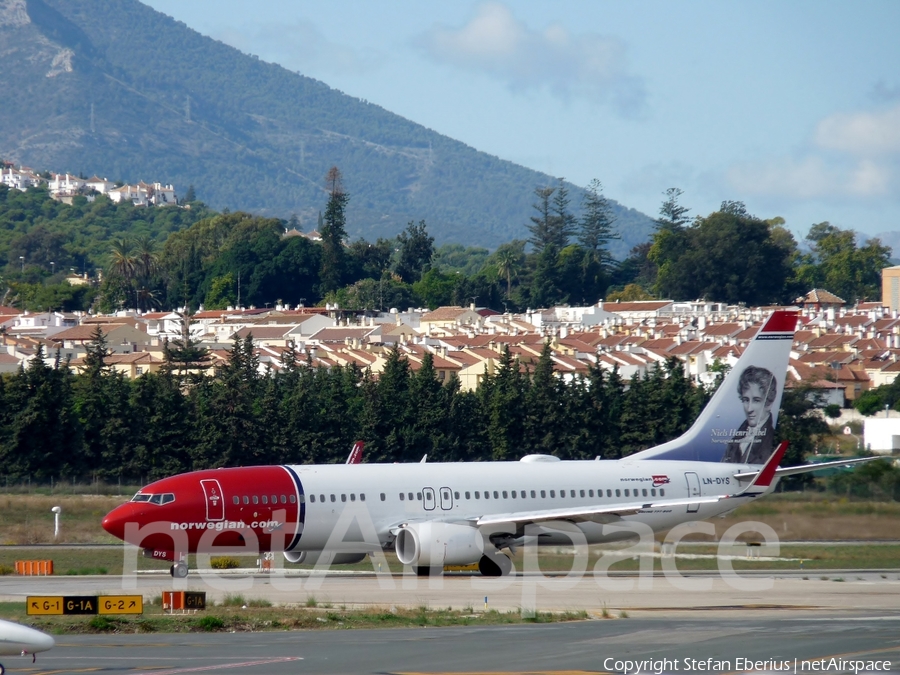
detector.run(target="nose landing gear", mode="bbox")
[169,562,188,578]
[169,553,189,578]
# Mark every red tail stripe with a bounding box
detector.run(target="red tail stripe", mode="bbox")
[760,310,799,333]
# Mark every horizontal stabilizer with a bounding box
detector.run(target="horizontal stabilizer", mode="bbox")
[734,454,883,480]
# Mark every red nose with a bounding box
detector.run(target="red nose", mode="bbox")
[102,503,137,541]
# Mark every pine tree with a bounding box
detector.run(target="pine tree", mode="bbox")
[578,179,618,271]
[320,167,349,293]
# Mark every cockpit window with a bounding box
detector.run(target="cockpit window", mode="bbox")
[134,493,175,505]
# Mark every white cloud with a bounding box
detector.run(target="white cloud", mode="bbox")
[815,104,900,156]
[726,103,900,201]
[216,21,381,77]
[415,2,646,116]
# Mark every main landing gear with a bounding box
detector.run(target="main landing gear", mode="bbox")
[478,552,512,577]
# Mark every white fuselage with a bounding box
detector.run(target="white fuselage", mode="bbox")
[0,618,54,657]
[290,457,763,551]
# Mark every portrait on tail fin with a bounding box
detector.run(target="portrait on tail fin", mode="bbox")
[720,365,777,464]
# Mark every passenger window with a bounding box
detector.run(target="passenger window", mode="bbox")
[380,493,385,501]
[484,491,490,500]
[588,490,593,497]
[399,493,405,501]
[570,490,575,498]
[272,495,277,504]
[651,488,656,497]
[281,495,287,504]
[540,490,546,498]
[531,490,536,498]
[408,492,414,501]
[465,492,471,499]
[243,496,249,505]
[319,495,324,502]
[416,493,422,501]
[502,491,508,499]
[607,489,612,498]
[454,491,460,499]
[233,496,239,505]
[341,494,347,502]
[252,496,259,504]
[660,489,665,496]
[615,489,621,497]
[298,494,305,503]
[550,490,555,498]
[349,494,354,502]
[330,494,336,503]
[559,489,565,498]
[262,496,268,504]
[310,494,316,503]
[289,495,296,504]
[642,489,648,497]
[493,491,499,499]
[360,494,366,502]
[511,491,516,498]
[624,489,629,497]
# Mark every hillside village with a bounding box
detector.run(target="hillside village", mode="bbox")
[2,289,900,418]
[0,162,177,207]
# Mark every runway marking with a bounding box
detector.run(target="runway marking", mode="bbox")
[128,657,302,674]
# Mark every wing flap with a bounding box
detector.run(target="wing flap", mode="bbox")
[475,496,725,527]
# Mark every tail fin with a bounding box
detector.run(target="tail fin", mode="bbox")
[346,441,364,464]
[630,310,798,464]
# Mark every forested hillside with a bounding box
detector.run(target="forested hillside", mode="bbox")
[0,0,653,253]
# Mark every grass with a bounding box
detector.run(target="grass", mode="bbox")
[0,601,591,634]
[1,542,898,579]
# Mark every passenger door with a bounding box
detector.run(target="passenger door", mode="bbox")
[684,472,701,513]
[200,479,225,521]
[439,487,453,510]
[422,487,436,511]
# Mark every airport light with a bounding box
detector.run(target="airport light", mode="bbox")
[51,506,61,539]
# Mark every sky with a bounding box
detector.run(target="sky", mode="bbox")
[144,0,900,243]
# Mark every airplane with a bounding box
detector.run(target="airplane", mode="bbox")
[102,310,879,577]
[0,618,54,674]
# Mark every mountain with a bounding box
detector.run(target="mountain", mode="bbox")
[0,0,655,255]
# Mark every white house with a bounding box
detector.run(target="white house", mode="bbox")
[863,418,900,455]
[1,167,42,191]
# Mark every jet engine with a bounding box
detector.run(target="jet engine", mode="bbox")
[395,522,483,567]
[283,550,368,565]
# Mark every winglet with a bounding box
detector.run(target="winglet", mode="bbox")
[346,441,364,465]
[738,441,788,495]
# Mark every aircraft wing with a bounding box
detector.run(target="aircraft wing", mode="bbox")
[475,495,726,527]
[477,441,792,528]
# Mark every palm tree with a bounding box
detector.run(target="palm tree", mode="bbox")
[495,249,520,301]
[133,236,158,280]
[109,238,136,309]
